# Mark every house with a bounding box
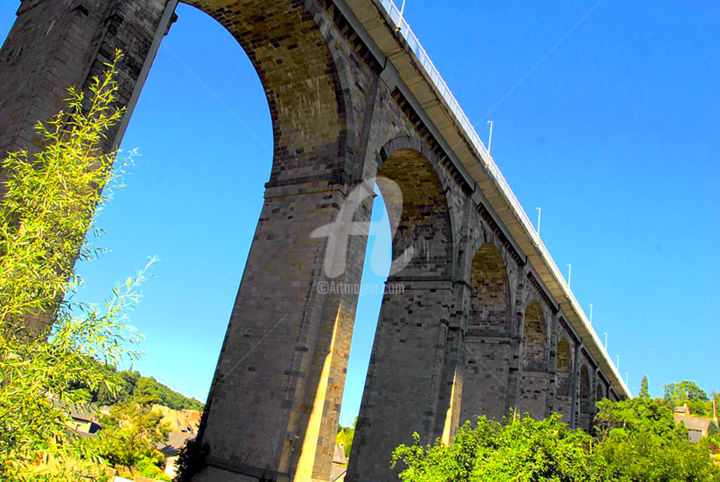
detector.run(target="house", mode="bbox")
[157,430,195,456]
[331,443,349,482]
[151,404,202,432]
[159,430,195,478]
[152,404,201,457]
[52,400,102,436]
[150,405,202,477]
[674,405,714,443]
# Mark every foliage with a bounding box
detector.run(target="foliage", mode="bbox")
[173,437,209,482]
[665,380,710,403]
[130,374,204,410]
[71,360,204,410]
[392,413,596,481]
[594,397,682,438]
[0,52,149,480]
[393,400,720,481]
[136,456,172,481]
[0,52,123,336]
[336,417,356,459]
[665,380,711,416]
[88,402,170,477]
[0,272,147,479]
[593,397,719,481]
[639,375,650,398]
[708,430,720,455]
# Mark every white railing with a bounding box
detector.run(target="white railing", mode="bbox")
[377,0,628,394]
[378,0,540,248]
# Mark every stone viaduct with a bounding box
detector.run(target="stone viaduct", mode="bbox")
[0,0,629,480]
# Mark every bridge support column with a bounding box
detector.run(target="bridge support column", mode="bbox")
[0,0,173,198]
[518,371,550,419]
[577,360,595,432]
[196,180,371,481]
[461,332,514,423]
[570,342,581,428]
[552,334,574,423]
[432,324,465,444]
[347,278,454,481]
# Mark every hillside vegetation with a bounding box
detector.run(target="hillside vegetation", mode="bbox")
[73,361,204,411]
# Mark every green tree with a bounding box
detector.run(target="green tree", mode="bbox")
[90,402,170,478]
[594,397,685,440]
[0,53,125,336]
[336,417,356,459]
[664,380,711,416]
[130,375,204,410]
[392,413,596,481]
[72,364,204,410]
[393,400,720,481]
[0,53,149,480]
[173,437,209,482]
[638,375,651,398]
[594,397,719,480]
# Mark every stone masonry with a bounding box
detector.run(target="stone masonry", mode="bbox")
[0,0,626,480]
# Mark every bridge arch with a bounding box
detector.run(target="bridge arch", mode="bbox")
[182,0,352,184]
[348,138,456,479]
[0,0,357,474]
[468,243,510,332]
[580,364,590,401]
[458,242,512,423]
[577,364,595,430]
[516,299,550,419]
[90,1,368,478]
[522,300,548,371]
[556,337,572,397]
[374,137,455,277]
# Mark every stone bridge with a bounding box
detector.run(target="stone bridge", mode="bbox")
[0,0,629,480]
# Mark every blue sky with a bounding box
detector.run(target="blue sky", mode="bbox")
[1,1,717,426]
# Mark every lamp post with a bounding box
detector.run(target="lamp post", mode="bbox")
[396,0,407,31]
[487,120,494,154]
